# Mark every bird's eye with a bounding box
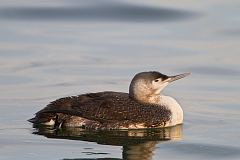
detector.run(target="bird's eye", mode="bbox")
[154,79,159,82]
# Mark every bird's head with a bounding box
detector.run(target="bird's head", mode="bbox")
[129,71,190,103]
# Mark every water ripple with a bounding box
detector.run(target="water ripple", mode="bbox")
[183,66,240,76]
[166,142,240,158]
[0,2,198,22]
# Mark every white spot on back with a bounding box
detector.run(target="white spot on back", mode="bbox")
[43,119,55,126]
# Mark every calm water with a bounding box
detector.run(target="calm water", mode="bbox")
[0,0,240,159]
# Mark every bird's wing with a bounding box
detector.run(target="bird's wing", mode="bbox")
[35,92,171,125]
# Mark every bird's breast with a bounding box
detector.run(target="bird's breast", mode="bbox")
[158,95,183,126]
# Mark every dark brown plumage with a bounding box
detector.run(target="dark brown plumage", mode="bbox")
[29,91,171,129]
[29,71,190,129]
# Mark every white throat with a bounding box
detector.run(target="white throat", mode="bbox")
[138,94,183,126]
[155,95,184,127]
[129,79,184,126]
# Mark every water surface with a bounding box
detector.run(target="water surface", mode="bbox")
[0,0,240,159]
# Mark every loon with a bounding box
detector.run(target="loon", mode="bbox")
[28,71,190,129]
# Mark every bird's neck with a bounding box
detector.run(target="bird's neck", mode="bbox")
[129,81,160,104]
[130,94,159,106]
[159,95,184,126]
[130,91,160,104]
[131,94,184,126]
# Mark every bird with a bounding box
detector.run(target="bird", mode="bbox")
[28,71,190,130]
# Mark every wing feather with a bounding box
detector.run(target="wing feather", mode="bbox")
[33,92,171,126]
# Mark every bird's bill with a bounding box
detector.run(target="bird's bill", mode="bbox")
[166,73,190,83]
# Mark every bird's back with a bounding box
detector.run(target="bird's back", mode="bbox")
[29,91,172,129]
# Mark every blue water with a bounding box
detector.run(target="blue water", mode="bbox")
[0,0,240,159]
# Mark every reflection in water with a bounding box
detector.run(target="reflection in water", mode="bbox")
[33,125,182,160]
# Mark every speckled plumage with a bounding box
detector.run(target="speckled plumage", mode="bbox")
[29,71,190,130]
[29,92,172,129]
